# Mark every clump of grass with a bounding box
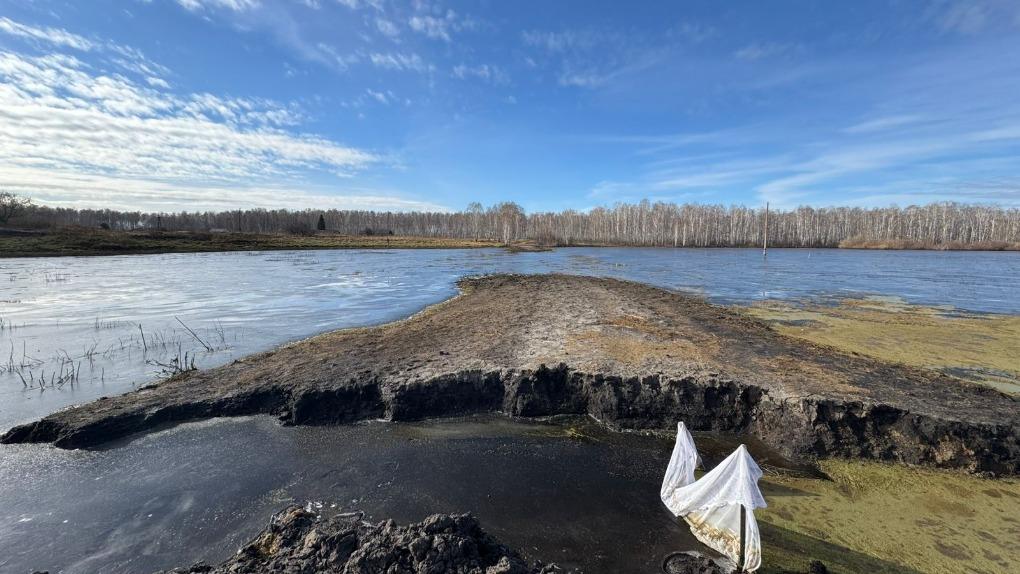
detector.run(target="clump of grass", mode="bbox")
[146,345,197,376]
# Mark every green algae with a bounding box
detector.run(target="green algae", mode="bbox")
[743,299,1020,394]
[758,460,1020,574]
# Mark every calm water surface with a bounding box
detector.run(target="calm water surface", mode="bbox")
[1,247,1018,574]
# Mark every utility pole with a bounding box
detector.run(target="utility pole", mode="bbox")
[762,202,769,257]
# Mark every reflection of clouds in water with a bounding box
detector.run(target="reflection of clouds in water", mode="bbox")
[307,275,390,291]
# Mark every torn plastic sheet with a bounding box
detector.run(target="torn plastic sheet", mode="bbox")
[660,422,767,572]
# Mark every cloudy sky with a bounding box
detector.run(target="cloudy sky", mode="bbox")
[1,0,1019,212]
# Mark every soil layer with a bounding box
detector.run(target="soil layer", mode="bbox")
[4,274,1017,474]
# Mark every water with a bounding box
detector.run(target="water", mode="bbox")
[1,247,1017,573]
[0,414,800,574]
[2,247,1017,430]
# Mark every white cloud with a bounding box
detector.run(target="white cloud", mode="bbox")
[0,17,172,85]
[0,50,382,210]
[0,17,95,51]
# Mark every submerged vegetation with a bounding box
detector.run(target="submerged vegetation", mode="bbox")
[744,298,1020,394]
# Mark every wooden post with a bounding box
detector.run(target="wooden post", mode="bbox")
[738,504,747,572]
[762,202,769,257]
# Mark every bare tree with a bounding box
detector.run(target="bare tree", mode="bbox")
[8,199,1019,248]
[0,191,31,225]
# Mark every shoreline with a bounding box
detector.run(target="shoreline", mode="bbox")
[2,228,1019,257]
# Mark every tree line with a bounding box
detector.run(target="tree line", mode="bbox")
[4,194,1019,248]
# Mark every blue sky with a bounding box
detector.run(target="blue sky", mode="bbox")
[1,0,1019,213]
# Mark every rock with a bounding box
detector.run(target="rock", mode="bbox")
[808,559,829,574]
[155,506,567,574]
[661,551,726,574]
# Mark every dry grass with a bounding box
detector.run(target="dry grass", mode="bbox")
[839,238,1020,251]
[0,227,503,257]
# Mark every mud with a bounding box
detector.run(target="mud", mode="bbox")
[4,274,1018,474]
[153,505,565,574]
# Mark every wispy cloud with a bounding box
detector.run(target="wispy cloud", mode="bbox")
[521,27,665,89]
[733,42,795,61]
[926,0,1020,35]
[369,52,428,72]
[407,12,457,42]
[451,63,508,85]
[0,16,95,51]
[375,17,400,39]
[175,0,259,13]
[842,115,926,134]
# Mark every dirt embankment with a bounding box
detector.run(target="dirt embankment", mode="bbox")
[4,274,1018,474]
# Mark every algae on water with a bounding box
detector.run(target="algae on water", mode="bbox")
[757,460,1020,574]
[744,298,1020,394]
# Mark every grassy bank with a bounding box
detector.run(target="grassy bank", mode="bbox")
[838,238,1020,250]
[0,228,502,257]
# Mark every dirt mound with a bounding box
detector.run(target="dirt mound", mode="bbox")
[156,506,565,574]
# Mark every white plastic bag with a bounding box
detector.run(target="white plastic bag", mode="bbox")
[661,423,767,572]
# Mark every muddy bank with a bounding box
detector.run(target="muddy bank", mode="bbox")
[155,506,566,574]
[4,274,1018,473]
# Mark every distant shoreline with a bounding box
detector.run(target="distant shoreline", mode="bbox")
[1,228,1018,257]
[0,228,504,258]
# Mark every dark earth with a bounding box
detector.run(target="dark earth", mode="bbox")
[154,506,567,574]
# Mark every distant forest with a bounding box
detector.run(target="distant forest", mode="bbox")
[6,197,1020,249]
